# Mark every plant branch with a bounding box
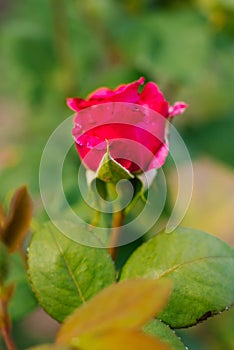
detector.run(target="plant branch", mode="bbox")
[51,0,76,96]
[0,298,17,350]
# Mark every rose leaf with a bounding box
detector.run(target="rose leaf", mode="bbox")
[120,228,234,328]
[28,223,116,322]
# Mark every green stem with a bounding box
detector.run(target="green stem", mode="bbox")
[106,182,125,261]
[108,210,125,261]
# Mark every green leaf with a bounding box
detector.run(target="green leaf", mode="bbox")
[7,253,37,320]
[120,228,234,328]
[1,186,33,252]
[96,147,134,184]
[56,278,172,344]
[143,320,187,350]
[75,329,171,350]
[28,223,115,322]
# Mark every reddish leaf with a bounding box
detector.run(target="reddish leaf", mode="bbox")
[1,186,33,252]
[0,203,6,237]
[0,242,9,284]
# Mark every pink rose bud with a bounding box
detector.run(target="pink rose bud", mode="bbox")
[67,77,188,174]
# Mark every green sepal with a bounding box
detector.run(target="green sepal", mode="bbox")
[96,144,134,184]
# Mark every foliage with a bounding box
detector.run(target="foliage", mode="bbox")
[0,0,234,349]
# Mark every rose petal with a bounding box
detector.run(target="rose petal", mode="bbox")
[139,82,169,117]
[73,121,165,173]
[148,139,169,170]
[67,78,145,112]
[67,98,94,112]
[88,77,145,104]
[68,78,188,174]
[169,102,188,117]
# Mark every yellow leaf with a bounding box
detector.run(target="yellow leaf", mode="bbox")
[27,345,71,350]
[1,186,33,252]
[56,278,172,344]
[76,329,171,350]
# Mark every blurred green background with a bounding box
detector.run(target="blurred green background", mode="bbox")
[0,0,234,349]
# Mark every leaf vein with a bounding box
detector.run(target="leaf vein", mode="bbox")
[158,255,234,279]
[51,232,86,303]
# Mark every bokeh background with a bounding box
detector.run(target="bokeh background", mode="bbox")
[0,0,234,349]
